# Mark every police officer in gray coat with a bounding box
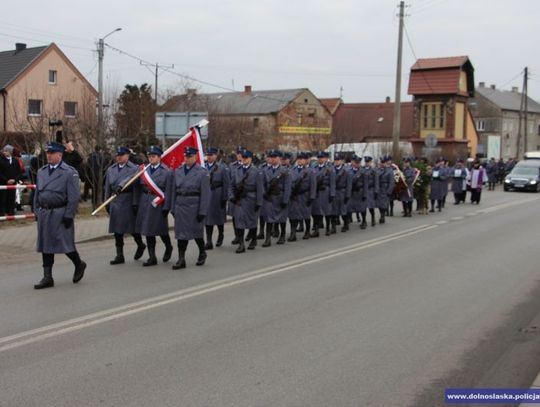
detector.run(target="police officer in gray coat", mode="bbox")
[228,147,244,245]
[204,147,229,250]
[261,150,292,247]
[450,159,468,204]
[347,155,368,229]
[105,147,146,265]
[171,147,211,269]
[429,157,448,212]
[332,153,352,233]
[311,151,336,237]
[33,142,86,289]
[363,156,380,227]
[134,146,174,267]
[400,158,417,217]
[377,156,395,224]
[229,149,264,253]
[288,151,316,241]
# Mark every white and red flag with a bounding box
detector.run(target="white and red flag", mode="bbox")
[140,125,205,207]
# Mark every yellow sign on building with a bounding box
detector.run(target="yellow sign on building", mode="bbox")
[278,126,331,135]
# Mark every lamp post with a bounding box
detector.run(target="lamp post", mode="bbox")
[97,28,122,148]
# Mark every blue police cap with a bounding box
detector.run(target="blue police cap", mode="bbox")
[403,157,412,163]
[241,149,254,158]
[146,145,163,156]
[184,146,199,156]
[317,151,329,158]
[282,152,292,159]
[297,151,310,159]
[364,156,373,162]
[236,146,245,154]
[116,146,130,156]
[46,141,65,153]
[351,154,362,162]
[206,147,218,155]
[380,156,388,163]
[267,149,280,157]
[334,153,345,160]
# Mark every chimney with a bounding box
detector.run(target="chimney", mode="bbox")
[490,84,496,90]
[15,43,26,52]
[244,85,252,95]
[479,82,485,88]
[511,86,519,93]
[385,96,391,103]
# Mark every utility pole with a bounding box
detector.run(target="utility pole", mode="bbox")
[516,67,528,158]
[392,1,405,163]
[523,67,529,154]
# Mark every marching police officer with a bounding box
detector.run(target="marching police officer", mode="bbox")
[363,156,379,227]
[429,157,448,212]
[332,153,352,232]
[347,155,368,229]
[377,156,395,224]
[311,151,335,237]
[204,147,229,249]
[229,149,264,253]
[171,146,211,269]
[451,159,468,204]
[134,146,174,266]
[261,150,291,247]
[400,158,417,217]
[105,146,146,264]
[288,151,316,241]
[229,146,244,245]
[33,141,86,289]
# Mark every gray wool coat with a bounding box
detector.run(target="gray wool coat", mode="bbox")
[450,165,468,193]
[429,165,449,200]
[205,162,230,226]
[105,161,139,234]
[288,165,317,221]
[332,165,352,216]
[348,167,368,213]
[229,165,264,229]
[135,164,173,237]
[227,161,242,217]
[261,165,292,224]
[400,166,416,203]
[34,162,80,253]
[171,164,210,240]
[377,166,395,209]
[364,166,380,209]
[312,163,336,216]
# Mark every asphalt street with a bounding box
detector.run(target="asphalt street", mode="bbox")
[1,190,540,407]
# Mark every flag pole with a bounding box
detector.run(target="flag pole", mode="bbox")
[91,119,209,216]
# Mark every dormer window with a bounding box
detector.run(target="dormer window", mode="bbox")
[48,70,57,84]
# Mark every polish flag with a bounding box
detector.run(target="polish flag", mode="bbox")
[140,125,206,207]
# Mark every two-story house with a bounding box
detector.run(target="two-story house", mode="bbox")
[0,42,97,151]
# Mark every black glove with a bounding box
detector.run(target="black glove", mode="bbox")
[374,193,378,200]
[197,214,205,223]
[230,198,237,205]
[115,186,124,194]
[34,213,38,222]
[162,209,169,218]
[280,202,287,209]
[362,197,366,202]
[344,198,349,205]
[255,204,261,212]
[221,200,227,209]
[62,217,73,228]
[329,196,334,203]
[132,205,138,216]
[105,205,110,215]
[306,199,313,207]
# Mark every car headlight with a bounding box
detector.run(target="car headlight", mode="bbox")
[530,180,537,185]
[504,179,511,183]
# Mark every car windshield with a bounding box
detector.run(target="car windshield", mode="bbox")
[511,166,539,176]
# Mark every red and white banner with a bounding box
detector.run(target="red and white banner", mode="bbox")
[0,184,36,190]
[139,125,205,207]
[0,213,35,222]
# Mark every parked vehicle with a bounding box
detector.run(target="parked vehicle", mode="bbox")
[524,151,540,160]
[504,160,540,192]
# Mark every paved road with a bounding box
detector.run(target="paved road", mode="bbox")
[1,190,540,407]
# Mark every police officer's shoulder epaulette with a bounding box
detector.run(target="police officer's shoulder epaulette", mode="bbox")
[39,164,48,170]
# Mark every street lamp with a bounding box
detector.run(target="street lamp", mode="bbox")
[97,28,122,149]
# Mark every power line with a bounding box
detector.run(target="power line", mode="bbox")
[0,31,94,52]
[0,19,92,44]
[497,70,524,89]
[403,22,436,94]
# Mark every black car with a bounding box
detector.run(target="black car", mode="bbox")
[504,162,540,192]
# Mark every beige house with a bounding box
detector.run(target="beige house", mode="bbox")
[0,42,97,150]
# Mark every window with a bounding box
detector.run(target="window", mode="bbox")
[64,101,77,117]
[421,102,445,130]
[253,117,259,128]
[28,99,42,116]
[476,120,485,131]
[296,112,302,125]
[537,124,540,136]
[48,70,57,84]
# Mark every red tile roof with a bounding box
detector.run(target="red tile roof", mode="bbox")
[408,56,474,96]
[319,98,342,115]
[411,56,469,70]
[331,102,414,143]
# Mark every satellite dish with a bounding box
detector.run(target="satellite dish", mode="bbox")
[425,134,438,148]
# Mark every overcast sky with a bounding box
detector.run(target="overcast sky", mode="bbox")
[2,0,539,104]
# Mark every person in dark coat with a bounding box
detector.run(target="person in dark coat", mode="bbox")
[204,147,229,250]
[0,144,23,216]
[347,155,368,228]
[429,157,448,212]
[377,156,395,224]
[450,159,468,204]
[105,147,146,265]
[33,142,86,289]
[363,156,379,227]
[400,158,417,217]
[228,147,244,245]
[331,153,352,233]
[134,146,173,267]
[311,151,336,237]
[485,158,498,191]
[261,150,292,247]
[62,141,83,176]
[229,149,264,253]
[288,151,316,241]
[171,147,211,269]
[256,151,271,240]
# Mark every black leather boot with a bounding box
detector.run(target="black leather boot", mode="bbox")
[143,244,157,267]
[73,261,86,283]
[162,238,173,263]
[34,266,54,289]
[172,254,186,270]
[110,246,125,265]
[262,224,272,247]
[216,227,224,247]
